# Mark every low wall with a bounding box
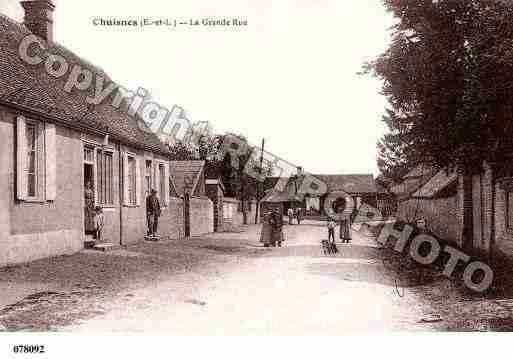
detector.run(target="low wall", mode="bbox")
[397,196,459,245]
[222,197,243,231]
[159,197,185,240]
[190,197,214,236]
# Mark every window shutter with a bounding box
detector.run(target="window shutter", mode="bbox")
[123,152,129,206]
[16,116,27,200]
[135,157,141,206]
[93,149,98,207]
[154,162,160,200]
[164,162,170,206]
[45,123,57,201]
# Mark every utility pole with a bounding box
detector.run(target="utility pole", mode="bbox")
[255,138,265,224]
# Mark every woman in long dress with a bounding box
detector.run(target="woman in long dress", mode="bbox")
[84,181,95,234]
[340,215,352,243]
[260,212,274,247]
[271,208,284,247]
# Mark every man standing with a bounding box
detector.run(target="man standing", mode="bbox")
[287,207,294,225]
[146,189,161,237]
[295,207,302,225]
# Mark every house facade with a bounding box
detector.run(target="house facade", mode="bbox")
[397,161,513,259]
[0,1,191,266]
[261,173,378,219]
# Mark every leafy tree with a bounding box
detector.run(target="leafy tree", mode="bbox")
[168,141,196,161]
[365,0,513,177]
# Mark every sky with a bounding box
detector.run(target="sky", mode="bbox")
[2,0,394,176]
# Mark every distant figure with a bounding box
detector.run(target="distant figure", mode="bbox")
[327,218,336,243]
[271,208,284,247]
[146,189,161,236]
[260,212,274,247]
[327,218,338,253]
[93,206,105,242]
[340,217,351,243]
[287,207,294,225]
[84,181,95,233]
[295,207,302,225]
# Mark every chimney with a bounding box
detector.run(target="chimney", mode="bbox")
[21,0,55,44]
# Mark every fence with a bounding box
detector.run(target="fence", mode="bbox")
[396,196,460,245]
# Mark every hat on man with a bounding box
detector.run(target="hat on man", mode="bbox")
[151,189,157,194]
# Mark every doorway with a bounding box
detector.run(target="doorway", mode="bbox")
[84,146,96,236]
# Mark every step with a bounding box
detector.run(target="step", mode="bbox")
[144,234,162,242]
[92,242,116,252]
[84,235,96,249]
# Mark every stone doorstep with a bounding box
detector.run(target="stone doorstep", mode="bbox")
[144,235,171,242]
[92,242,117,252]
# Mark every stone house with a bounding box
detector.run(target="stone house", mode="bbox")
[0,1,195,266]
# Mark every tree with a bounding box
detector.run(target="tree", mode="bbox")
[168,141,196,161]
[365,0,513,177]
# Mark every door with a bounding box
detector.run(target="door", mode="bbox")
[184,192,191,238]
[83,146,95,235]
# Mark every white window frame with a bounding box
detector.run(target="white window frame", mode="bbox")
[25,119,40,200]
[96,148,115,207]
[123,152,141,207]
[145,159,153,198]
[17,116,56,202]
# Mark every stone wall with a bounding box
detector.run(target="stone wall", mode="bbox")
[189,197,214,236]
[222,197,243,231]
[159,197,185,240]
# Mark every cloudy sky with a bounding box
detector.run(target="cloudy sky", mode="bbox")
[3,0,393,176]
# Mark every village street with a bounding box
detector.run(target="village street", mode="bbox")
[1,221,513,333]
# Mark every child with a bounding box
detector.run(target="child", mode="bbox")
[93,206,105,242]
[327,218,336,243]
[327,218,338,254]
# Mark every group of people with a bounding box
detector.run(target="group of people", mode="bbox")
[260,208,285,247]
[84,181,162,242]
[286,207,302,225]
[326,216,352,253]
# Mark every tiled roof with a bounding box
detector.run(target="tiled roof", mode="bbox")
[169,160,205,197]
[261,173,377,202]
[403,164,436,179]
[261,188,298,203]
[391,166,437,197]
[312,174,377,194]
[412,168,458,198]
[0,14,170,155]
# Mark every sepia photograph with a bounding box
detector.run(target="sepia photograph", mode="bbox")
[1,0,513,357]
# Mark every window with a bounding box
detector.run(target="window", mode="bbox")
[25,122,38,197]
[145,160,152,196]
[16,117,56,201]
[159,163,165,202]
[97,149,114,205]
[128,156,137,205]
[84,147,94,163]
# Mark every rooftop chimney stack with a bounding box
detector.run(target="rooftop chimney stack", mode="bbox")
[21,0,55,44]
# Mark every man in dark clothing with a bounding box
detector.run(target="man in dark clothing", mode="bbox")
[146,189,161,236]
